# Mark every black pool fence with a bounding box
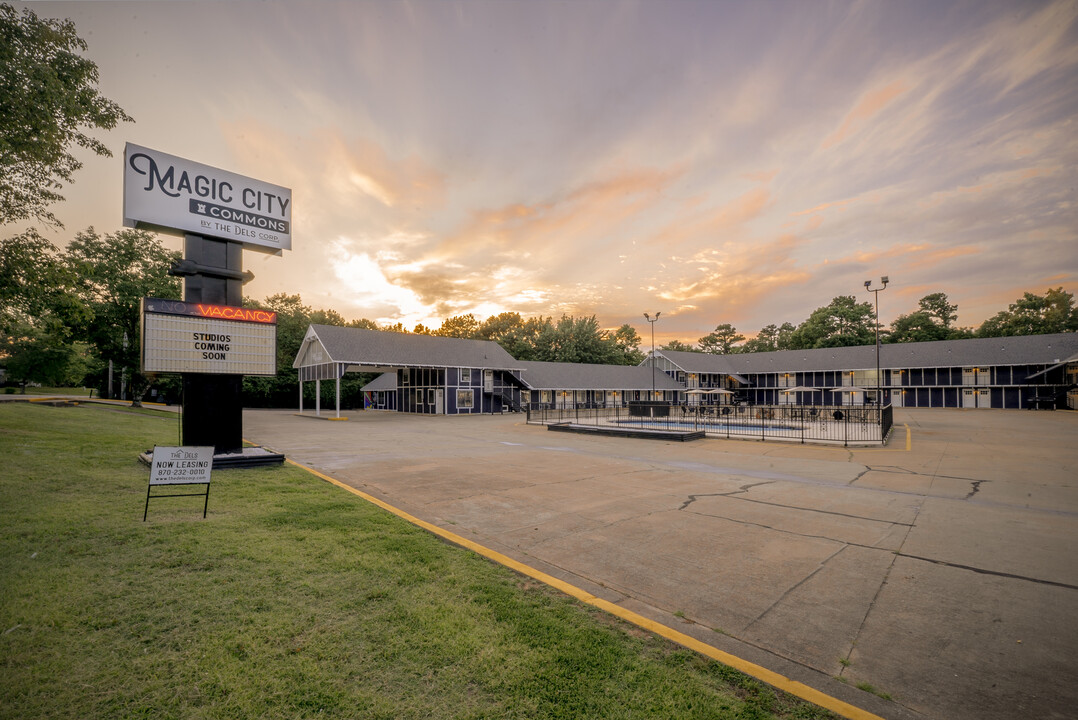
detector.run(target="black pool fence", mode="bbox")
[526,402,893,447]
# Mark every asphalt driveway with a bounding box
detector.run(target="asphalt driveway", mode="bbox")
[243,407,1078,720]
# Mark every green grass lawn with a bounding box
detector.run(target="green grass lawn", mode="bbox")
[0,403,836,719]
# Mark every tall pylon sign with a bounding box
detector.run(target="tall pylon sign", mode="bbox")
[124,143,291,455]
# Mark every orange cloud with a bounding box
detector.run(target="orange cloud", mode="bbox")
[650,185,772,249]
[436,165,686,257]
[655,233,810,313]
[793,196,858,216]
[822,79,911,149]
[221,121,446,218]
[917,165,1060,209]
[742,169,778,184]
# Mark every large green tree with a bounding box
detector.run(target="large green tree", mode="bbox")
[977,288,1078,337]
[741,322,796,353]
[788,296,876,349]
[612,323,645,365]
[888,310,948,343]
[0,229,90,389]
[0,228,84,334]
[64,228,180,404]
[887,291,970,343]
[532,315,620,364]
[433,314,481,339]
[889,292,963,343]
[473,312,641,365]
[0,3,132,226]
[478,312,548,360]
[660,339,698,352]
[697,323,744,354]
[917,292,958,330]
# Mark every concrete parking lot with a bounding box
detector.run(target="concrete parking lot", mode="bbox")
[243,407,1078,720]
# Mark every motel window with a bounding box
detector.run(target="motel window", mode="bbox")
[460,368,471,384]
[428,389,435,404]
[457,389,474,409]
[846,370,879,387]
[401,369,410,385]
[415,389,423,404]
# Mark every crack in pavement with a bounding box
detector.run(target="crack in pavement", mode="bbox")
[895,552,1078,590]
[840,494,926,678]
[683,492,915,527]
[848,467,871,485]
[742,545,848,631]
[679,481,776,510]
[680,511,899,552]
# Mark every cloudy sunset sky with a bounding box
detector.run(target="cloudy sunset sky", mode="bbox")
[13,0,1078,345]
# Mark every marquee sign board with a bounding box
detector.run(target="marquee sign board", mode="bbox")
[123,143,292,254]
[141,298,277,376]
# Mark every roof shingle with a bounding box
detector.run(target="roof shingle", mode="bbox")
[656,333,1078,374]
[295,325,521,370]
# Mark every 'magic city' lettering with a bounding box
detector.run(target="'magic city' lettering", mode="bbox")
[242,187,290,216]
[128,153,236,205]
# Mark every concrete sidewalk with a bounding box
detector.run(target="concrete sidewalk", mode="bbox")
[244,407,1078,720]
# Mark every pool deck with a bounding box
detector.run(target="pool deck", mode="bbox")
[244,407,1078,720]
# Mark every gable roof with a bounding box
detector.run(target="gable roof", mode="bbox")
[360,372,397,392]
[518,360,684,391]
[655,333,1078,375]
[294,325,522,371]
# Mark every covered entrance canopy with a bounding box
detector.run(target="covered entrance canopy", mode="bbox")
[293,325,522,418]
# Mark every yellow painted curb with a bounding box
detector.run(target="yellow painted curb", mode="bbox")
[285,457,887,720]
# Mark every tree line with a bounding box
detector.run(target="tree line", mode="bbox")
[1,4,1075,405]
[0,228,647,405]
[667,289,1078,354]
[3,226,1076,405]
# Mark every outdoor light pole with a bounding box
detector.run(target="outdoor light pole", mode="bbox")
[864,277,889,406]
[643,311,661,398]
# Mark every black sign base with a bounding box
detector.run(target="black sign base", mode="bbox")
[182,374,243,453]
[210,446,285,468]
[138,446,284,472]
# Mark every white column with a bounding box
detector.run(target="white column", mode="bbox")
[299,378,303,413]
[335,371,341,419]
[316,379,321,416]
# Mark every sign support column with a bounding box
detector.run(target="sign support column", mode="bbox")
[172,234,246,453]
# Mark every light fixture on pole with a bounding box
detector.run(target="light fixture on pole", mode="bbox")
[643,311,661,399]
[864,277,889,406]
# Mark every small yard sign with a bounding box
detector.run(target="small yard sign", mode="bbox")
[144,446,215,520]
